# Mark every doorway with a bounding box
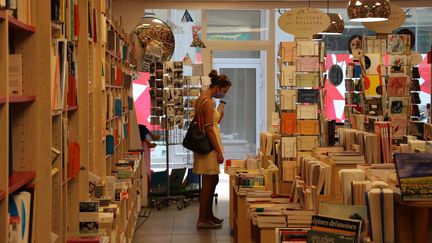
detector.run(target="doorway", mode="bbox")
[213,51,266,159]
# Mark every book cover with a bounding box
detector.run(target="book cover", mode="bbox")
[280,41,296,63]
[387,34,410,55]
[296,41,319,56]
[281,112,296,135]
[365,97,383,116]
[298,89,320,104]
[296,56,319,72]
[280,89,297,110]
[387,76,408,96]
[296,72,320,87]
[297,120,319,135]
[296,104,318,120]
[364,53,381,75]
[281,65,296,87]
[364,75,382,96]
[311,215,362,242]
[307,230,355,243]
[394,153,432,201]
[388,97,409,117]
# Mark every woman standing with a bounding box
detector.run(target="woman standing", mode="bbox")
[194,70,232,229]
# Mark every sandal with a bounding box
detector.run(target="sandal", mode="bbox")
[197,221,222,229]
[210,217,224,224]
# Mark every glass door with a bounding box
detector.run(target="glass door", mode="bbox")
[213,52,266,160]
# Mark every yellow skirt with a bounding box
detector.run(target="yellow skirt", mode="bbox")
[193,150,220,175]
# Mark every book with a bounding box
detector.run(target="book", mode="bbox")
[307,230,355,243]
[297,56,319,72]
[394,153,432,201]
[364,97,382,116]
[8,54,22,95]
[9,191,32,243]
[311,215,362,243]
[388,97,409,117]
[298,89,320,104]
[364,75,381,96]
[281,112,296,135]
[276,228,308,243]
[387,76,408,96]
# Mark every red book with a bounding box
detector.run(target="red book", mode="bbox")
[281,112,296,135]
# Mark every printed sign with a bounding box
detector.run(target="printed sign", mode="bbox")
[278,8,330,38]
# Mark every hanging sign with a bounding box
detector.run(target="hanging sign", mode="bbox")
[362,4,406,34]
[278,8,330,39]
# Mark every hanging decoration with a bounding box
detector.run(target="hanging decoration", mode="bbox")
[183,53,193,66]
[190,26,206,48]
[347,0,390,22]
[134,12,175,72]
[362,4,406,34]
[181,9,194,23]
[319,0,344,35]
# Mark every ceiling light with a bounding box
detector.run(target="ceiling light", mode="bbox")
[319,13,345,35]
[347,0,390,22]
[320,0,344,35]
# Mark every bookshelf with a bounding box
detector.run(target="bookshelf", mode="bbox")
[1,1,140,242]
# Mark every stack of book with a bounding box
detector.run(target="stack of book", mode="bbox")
[285,209,314,228]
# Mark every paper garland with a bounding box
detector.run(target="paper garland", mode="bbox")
[190,26,206,48]
[183,53,193,66]
[181,9,193,23]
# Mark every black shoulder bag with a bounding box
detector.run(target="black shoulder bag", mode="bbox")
[182,99,214,154]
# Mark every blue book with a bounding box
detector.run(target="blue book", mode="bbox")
[123,124,128,138]
[106,135,114,155]
[114,99,122,117]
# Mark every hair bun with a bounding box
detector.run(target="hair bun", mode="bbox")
[209,70,218,79]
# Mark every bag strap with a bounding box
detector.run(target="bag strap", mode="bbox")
[196,98,211,115]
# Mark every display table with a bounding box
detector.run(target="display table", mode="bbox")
[394,194,432,242]
[234,187,251,243]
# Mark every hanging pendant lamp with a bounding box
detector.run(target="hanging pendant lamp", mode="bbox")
[347,0,391,22]
[319,1,344,35]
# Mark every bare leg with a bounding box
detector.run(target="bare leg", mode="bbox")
[206,175,219,221]
[198,175,213,223]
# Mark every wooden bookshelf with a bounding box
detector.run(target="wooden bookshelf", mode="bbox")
[8,171,36,195]
[106,84,123,89]
[1,1,139,242]
[67,105,79,112]
[0,190,5,201]
[7,15,35,33]
[106,115,119,123]
[9,95,36,103]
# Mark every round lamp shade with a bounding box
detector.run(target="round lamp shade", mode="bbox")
[319,13,344,35]
[347,0,391,22]
[134,14,175,72]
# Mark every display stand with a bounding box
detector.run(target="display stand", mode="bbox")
[147,61,199,210]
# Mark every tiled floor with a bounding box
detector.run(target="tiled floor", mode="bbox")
[133,173,234,243]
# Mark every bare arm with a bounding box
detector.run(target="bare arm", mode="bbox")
[201,99,223,155]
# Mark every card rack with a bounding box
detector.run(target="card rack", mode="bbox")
[344,41,366,130]
[277,40,326,182]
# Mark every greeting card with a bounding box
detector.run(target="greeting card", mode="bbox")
[387,34,410,55]
[296,41,320,56]
[297,56,319,72]
[387,76,408,96]
[364,75,382,96]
